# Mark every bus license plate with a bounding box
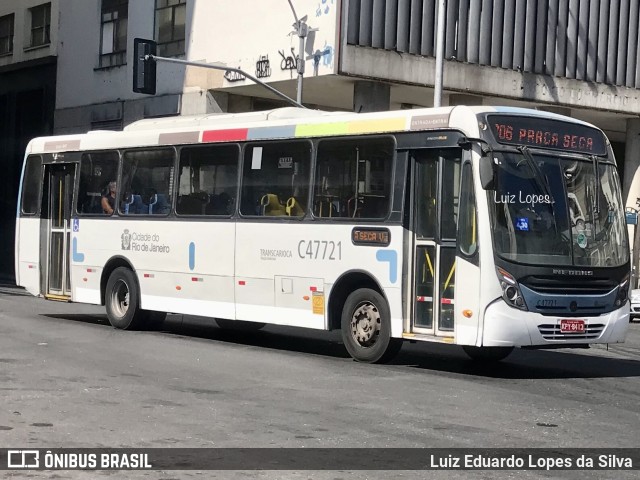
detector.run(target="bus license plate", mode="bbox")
[560,319,585,333]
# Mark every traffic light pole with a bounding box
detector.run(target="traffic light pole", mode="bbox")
[147,55,306,109]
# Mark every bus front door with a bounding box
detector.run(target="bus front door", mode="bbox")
[44,163,76,299]
[410,150,460,337]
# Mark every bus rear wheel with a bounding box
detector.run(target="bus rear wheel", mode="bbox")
[462,346,514,362]
[105,267,148,330]
[341,288,401,363]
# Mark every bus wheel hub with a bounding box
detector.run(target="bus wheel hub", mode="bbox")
[351,302,381,346]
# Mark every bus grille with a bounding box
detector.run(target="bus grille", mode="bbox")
[537,324,605,340]
[522,276,616,296]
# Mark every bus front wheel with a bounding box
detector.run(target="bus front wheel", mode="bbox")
[341,288,402,363]
[462,346,514,362]
[105,267,147,330]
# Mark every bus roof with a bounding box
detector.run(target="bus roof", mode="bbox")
[26,105,601,155]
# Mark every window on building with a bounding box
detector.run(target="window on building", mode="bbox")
[240,141,311,217]
[0,14,14,55]
[177,145,239,216]
[29,3,51,48]
[77,152,120,215]
[119,149,175,216]
[100,0,128,67]
[313,137,394,219]
[155,0,186,57]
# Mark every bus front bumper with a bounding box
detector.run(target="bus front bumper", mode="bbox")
[481,300,630,347]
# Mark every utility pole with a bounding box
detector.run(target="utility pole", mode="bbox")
[287,0,316,105]
[433,0,446,107]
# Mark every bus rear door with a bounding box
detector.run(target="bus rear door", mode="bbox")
[42,162,76,299]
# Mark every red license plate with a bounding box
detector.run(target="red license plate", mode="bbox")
[560,319,585,333]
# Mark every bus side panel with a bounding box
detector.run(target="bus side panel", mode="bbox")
[15,217,41,296]
[138,221,236,317]
[235,222,324,328]
[71,220,237,317]
[234,223,403,332]
[453,256,480,345]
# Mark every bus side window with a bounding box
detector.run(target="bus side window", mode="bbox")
[239,141,311,217]
[77,152,119,215]
[313,137,393,219]
[119,148,174,216]
[458,162,478,256]
[177,145,239,216]
[20,155,43,215]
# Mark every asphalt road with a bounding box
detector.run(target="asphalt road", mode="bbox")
[1,280,640,479]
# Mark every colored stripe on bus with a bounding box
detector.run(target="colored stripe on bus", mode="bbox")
[247,125,296,140]
[347,118,406,134]
[295,122,349,137]
[43,140,81,151]
[202,128,249,142]
[159,131,200,145]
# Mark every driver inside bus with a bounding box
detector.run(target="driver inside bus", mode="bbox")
[101,181,117,215]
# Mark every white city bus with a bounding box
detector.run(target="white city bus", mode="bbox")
[15,106,631,362]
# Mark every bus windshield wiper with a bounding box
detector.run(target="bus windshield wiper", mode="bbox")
[591,155,600,214]
[516,146,552,199]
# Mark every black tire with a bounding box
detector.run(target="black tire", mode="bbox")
[462,346,514,362]
[341,288,402,363]
[215,318,266,331]
[105,267,147,330]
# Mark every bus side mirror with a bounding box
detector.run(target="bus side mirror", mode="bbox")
[479,154,495,190]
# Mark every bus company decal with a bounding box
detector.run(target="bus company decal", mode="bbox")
[260,248,293,261]
[376,249,398,284]
[189,242,196,271]
[120,230,171,254]
[72,237,85,263]
[410,113,450,130]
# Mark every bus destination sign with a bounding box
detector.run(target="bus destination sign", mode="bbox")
[352,227,391,247]
[487,115,607,155]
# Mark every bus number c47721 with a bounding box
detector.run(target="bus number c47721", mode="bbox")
[298,240,342,260]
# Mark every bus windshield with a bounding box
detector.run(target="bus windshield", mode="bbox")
[489,151,628,267]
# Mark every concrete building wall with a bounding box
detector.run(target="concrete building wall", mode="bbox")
[54,0,339,133]
[0,1,58,277]
[187,0,338,87]
[54,0,196,133]
[0,0,59,68]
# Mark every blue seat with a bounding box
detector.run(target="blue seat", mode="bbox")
[123,194,143,215]
[151,194,170,214]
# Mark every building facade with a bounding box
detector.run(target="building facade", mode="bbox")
[6,0,640,278]
[1,0,58,276]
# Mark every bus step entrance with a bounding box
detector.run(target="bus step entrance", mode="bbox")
[45,294,71,302]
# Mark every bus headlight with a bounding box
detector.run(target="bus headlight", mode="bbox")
[615,273,630,307]
[496,267,528,311]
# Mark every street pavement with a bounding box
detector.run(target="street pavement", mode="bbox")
[1,280,639,479]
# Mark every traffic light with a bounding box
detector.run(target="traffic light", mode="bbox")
[133,38,157,95]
